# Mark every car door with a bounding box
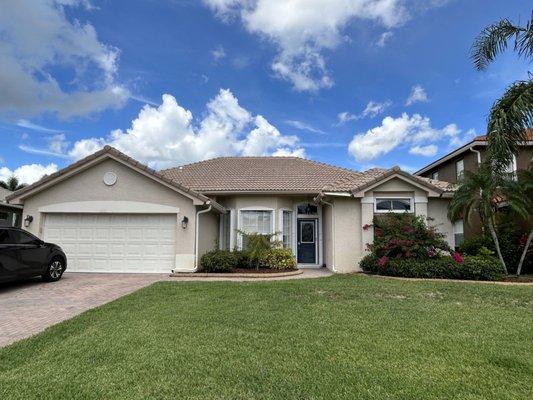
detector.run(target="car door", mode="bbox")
[0,229,19,282]
[9,229,49,277]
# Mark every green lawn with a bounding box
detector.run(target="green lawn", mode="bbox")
[1,276,532,400]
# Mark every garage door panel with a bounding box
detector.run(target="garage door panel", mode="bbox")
[43,213,176,273]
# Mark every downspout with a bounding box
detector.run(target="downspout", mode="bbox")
[320,199,337,273]
[469,146,481,165]
[193,203,213,272]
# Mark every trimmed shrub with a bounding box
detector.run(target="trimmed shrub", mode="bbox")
[200,250,238,273]
[458,235,494,255]
[359,254,504,281]
[460,255,505,281]
[232,250,252,269]
[259,248,297,270]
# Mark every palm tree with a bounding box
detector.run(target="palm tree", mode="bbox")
[0,176,26,191]
[448,166,529,275]
[516,169,533,276]
[471,13,533,173]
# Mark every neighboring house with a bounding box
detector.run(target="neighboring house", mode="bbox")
[0,187,22,227]
[415,132,533,243]
[7,146,456,274]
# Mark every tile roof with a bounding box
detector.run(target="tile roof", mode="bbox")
[474,129,533,142]
[160,157,365,193]
[161,158,455,194]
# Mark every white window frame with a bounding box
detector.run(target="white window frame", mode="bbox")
[237,207,275,250]
[453,219,464,248]
[431,171,439,180]
[279,208,294,250]
[374,197,414,214]
[456,159,464,180]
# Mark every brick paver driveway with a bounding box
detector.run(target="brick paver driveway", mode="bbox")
[0,273,167,348]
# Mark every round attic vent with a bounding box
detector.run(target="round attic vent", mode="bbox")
[103,171,118,186]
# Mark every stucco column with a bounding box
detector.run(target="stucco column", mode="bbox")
[414,196,428,221]
[361,197,374,255]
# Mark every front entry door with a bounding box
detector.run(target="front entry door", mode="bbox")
[297,219,317,264]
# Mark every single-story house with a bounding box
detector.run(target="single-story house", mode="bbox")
[7,146,456,274]
[0,187,22,227]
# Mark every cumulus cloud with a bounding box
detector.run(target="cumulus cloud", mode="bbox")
[409,144,437,157]
[66,89,305,168]
[348,113,463,162]
[203,0,409,91]
[405,85,428,106]
[0,0,128,119]
[0,163,58,185]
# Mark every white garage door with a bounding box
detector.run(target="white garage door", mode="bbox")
[43,213,176,273]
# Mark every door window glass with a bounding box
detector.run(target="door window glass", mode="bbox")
[300,222,314,243]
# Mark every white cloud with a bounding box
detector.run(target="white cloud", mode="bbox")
[361,100,392,118]
[409,144,437,157]
[348,113,461,162]
[337,100,391,124]
[405,85,428,106]
[211,45,227,62]
[67,89,305,168]
[285,120,326,134]
[16,119,64,133]
[204,0,409,91]
[0,0,128,118]
[376,31,393,47]
[0,163,58,185]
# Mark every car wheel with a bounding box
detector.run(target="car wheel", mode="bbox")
[43,258,64,282]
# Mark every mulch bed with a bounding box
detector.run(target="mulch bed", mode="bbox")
[503,275,533,283]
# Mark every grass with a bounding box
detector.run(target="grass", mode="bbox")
[0,275,532,400]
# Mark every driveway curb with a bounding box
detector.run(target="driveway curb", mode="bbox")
[169,269,304,278]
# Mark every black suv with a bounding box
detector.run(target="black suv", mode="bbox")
[0,227,67,284]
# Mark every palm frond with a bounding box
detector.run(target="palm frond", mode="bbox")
[471,18,524,70]
[515,13,533,61]
[487,80,533,172]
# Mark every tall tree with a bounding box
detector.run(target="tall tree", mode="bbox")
[516,169,533,276]
[0,176,26,191]
[448,166,529,275]
[471,13,533,172]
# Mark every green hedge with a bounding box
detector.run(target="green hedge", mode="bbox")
[259,248,297,270]
[200,250,239,273]
[360,254,505,281]
[201,248,297,272]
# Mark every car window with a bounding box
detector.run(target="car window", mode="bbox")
[9,230,38,245]
[0,229,9,244]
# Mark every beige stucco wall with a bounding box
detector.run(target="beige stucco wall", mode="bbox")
[427,198,454,248]
[17,158,200,270]
[198,211,219,258]
[331,197,362,273]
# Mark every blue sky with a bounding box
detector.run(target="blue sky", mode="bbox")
[0,0,531,183]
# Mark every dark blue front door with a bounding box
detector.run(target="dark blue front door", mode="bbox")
[297,219,317,264]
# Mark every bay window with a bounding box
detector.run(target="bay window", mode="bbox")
[239,209,273,249]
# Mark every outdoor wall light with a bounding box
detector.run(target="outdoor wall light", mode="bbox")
[24,215,34,227]
[181,216,189,229]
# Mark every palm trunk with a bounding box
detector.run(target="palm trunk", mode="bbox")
[516,229,533,277]
[487,217,508,275]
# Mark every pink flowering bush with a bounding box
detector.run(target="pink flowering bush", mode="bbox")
[358,213,503,280]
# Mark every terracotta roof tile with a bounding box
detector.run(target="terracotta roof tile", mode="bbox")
[160,157,364,193]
